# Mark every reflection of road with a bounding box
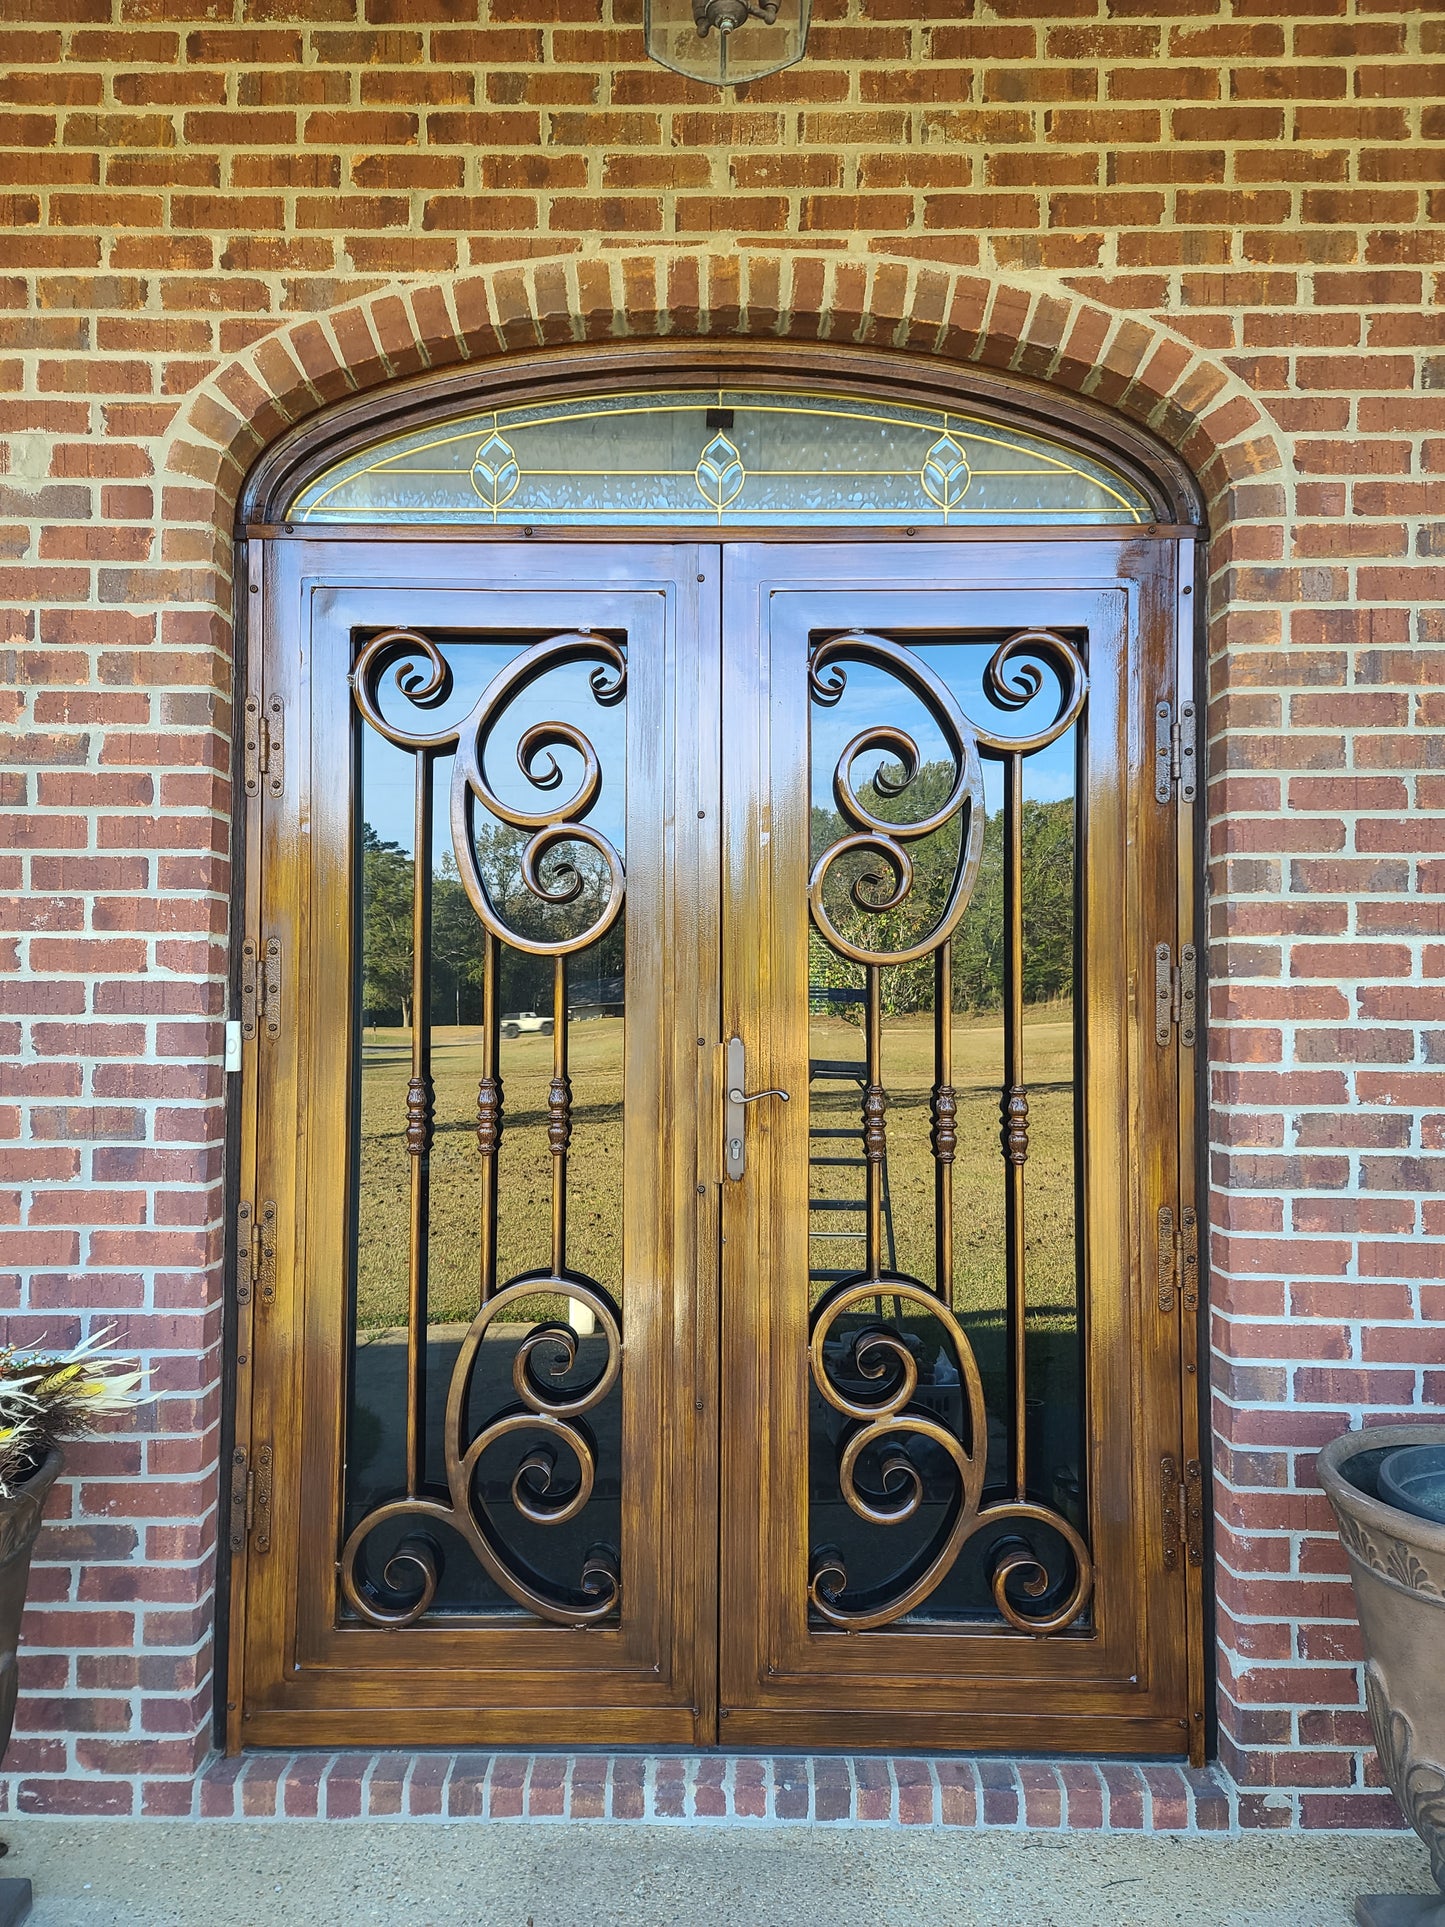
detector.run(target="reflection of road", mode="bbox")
[348,1321,623,1618]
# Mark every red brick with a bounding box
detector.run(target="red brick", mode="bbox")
[0,24,1439,1824]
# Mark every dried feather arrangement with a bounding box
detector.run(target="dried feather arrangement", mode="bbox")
[0,1330,143,1498]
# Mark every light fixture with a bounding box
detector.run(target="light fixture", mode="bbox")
[645,0,812,86]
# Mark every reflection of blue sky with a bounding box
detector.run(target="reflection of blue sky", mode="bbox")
[362,634,1077,865]
[360,641,628,864]
[811,641,1079,820]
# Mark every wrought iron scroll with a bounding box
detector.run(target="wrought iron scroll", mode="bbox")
[341,627,625,1629]
[806,627,1095,1635]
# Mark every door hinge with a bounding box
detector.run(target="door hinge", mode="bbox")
[227,1443,274,1554]
[228,1446,250,1554]
[1156,1203,1200,1316]
[239,935,282,1043]
[1162,1454,1205,1571]
[242,693,284,799]
[1161,1454,1181,1572]
[1179,1204,1199,1314]
[1154,942,1198,1049]
[1157,1205,1177,1314]
[236,1198,276,1308]
[251,1442,274,1555]
[1182,1457,1205,1568]
[1154,699,1198,805]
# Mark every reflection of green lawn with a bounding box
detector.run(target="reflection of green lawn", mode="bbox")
[357,1019,624,1330]
[808,1008,1077,1334]
[355,1004,1078,1343]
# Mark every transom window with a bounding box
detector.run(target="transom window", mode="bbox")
[286,388,1153,528]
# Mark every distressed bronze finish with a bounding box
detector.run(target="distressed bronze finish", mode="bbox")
[232,457,1201,1755]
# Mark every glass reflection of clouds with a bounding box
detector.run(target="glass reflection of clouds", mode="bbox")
[292,389,1150,529]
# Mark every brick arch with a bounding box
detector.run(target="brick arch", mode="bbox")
[166,249,1283,572]
[170,248,1290,1795]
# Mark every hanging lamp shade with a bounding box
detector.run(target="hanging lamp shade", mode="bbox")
[644,0,812,85]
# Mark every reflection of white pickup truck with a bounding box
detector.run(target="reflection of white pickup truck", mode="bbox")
[501,1011,554,1039]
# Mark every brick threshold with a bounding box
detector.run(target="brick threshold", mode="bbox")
[135,1751,1242,1830]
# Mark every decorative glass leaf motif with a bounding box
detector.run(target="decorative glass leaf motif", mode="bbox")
[694,431,746,516]
[920,432,973,514]
[288,389,1156,527]
[469,432,521,515]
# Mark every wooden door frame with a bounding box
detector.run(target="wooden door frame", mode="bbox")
[718,538,1203,1759]
[217,342,1210,1757]
[224,542,724,1752]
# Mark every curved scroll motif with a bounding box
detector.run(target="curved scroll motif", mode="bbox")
[807,1275,1094,1634]
[808,633,986,969]
[807,628,1087,969]
[351,626,627,958]
[340,1279,623,1629]
[805,625,1093,1635]
[972,628,1089,756]
[809,1277,987,1630]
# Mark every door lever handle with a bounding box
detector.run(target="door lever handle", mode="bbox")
[724,1038,789,1182]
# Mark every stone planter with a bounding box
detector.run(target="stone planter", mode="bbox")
[1319,1424,1445,1927]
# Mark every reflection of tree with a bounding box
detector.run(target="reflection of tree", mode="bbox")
[360,819,625,1027]
[810,760,1075,1019]
[361,825,416,1027]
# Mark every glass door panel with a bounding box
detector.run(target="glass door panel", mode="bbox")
[803,627,1090,1631]
[718,540,1193,1755]
[237,543,720,1749]
[344,626,631,1626]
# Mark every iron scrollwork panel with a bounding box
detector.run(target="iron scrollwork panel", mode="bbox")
[805,626,1096,1636]
[340,626,627,1630]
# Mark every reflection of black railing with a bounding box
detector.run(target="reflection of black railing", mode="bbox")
[568,974,625,1018]
[807,984,898,1288]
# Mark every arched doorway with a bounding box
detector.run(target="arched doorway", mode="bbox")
[227,343,1206,1758]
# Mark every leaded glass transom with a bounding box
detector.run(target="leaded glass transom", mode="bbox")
[286,389,1151,528]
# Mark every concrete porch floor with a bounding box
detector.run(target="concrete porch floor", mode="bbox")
[0,1822,1435,1926]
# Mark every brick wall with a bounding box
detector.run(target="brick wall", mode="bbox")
[0,0,1441,1822]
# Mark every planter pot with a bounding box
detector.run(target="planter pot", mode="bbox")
[0,1447,61,1771]
[0,1448,61,1927]
[1319,1425,1445,1927]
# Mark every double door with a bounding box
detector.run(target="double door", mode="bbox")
[230,533,1202,1756]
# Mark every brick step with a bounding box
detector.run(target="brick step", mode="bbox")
[139,1752,1246,1831]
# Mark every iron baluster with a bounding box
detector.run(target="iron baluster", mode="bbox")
[549,954,572,1277]
[476,929,502,1305]
[405,749,435,1502]
[932,941,956,1306]
[863,964,886,1285]
[1001,747,1029,1505]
